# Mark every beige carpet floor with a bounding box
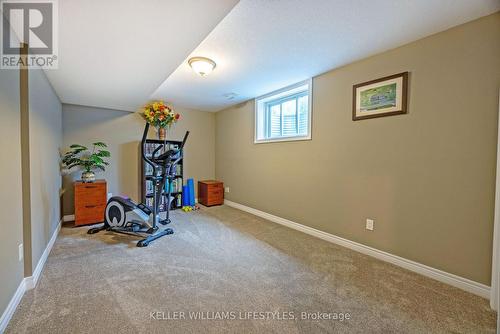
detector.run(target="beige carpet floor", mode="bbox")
[5,205,497,333]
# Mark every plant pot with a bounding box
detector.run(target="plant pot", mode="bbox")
[81,171,96,183]
[158,127,166,140]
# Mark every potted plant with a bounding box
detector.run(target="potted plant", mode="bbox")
[141,101,180,140]
[62,142,111,183]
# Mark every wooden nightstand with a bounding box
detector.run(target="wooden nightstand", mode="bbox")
[198,180,224,207]
[74,180,107,226]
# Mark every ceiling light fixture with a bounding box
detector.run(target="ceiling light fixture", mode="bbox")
[188,57,216,76]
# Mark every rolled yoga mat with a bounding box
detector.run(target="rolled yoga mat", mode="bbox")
[182,185,189,206]
[187,178,195,206]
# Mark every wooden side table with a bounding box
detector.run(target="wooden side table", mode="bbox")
[198,180,224,207]
[74,180,107,226]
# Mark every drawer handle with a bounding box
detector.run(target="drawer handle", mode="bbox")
[85,186,98,189]
[85,205,97,208]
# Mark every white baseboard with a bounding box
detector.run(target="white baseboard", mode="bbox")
[0,278,26,333]
[224,200,491,299]
[0,221,61,332]
[62,214,74,222]
[25,221,61,290]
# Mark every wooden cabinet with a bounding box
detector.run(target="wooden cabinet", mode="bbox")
[198,180,224,207]
[74,180,107,226]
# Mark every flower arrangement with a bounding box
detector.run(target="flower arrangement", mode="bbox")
[141,101,180,129]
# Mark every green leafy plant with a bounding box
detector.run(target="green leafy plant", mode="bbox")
[62,142,111,173]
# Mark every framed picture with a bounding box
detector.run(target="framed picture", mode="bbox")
[352,72,408,121]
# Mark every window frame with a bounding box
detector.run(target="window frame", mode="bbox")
[254,79,313,144]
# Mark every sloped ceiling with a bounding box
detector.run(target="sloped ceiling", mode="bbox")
[44,0,239,111]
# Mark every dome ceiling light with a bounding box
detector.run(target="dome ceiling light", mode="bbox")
[188,57,216,76]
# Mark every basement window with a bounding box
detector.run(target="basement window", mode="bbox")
[255,79,312,143]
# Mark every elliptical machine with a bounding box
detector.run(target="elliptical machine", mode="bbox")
[88,122,189,247]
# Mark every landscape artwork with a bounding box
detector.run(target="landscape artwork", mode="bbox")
[353,72,408,120]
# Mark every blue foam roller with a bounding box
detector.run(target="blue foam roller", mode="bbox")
[182,185,189,206]
[187,178,195,206]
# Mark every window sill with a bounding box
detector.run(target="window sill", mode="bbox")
[254,135,312,144]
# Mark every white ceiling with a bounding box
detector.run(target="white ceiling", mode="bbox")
[152,0,500,112]
[43,0,499,113]
[44,0,238,111]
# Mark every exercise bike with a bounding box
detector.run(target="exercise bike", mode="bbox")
[88,122,189,247]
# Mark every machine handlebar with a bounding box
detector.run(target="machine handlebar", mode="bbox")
[179,131,190,150]
[141,123,155,169]
[141,123,190,168]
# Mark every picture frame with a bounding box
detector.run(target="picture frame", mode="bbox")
[352,72,408,121]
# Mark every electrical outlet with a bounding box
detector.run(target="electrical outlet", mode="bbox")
[19,244,23,261]
[225,187,230,193]
[366,219,374,231]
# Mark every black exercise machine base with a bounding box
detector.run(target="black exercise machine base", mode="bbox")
[87,225,107,234]
[137,228,173,247]
[87,224,174,247]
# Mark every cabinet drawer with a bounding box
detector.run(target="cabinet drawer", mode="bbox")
[75,182,106,193]
[75,183,106,196]
[75,192,107,206]
[207,183,223,190]
[208,187,223,196]
[75,204,105,226]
